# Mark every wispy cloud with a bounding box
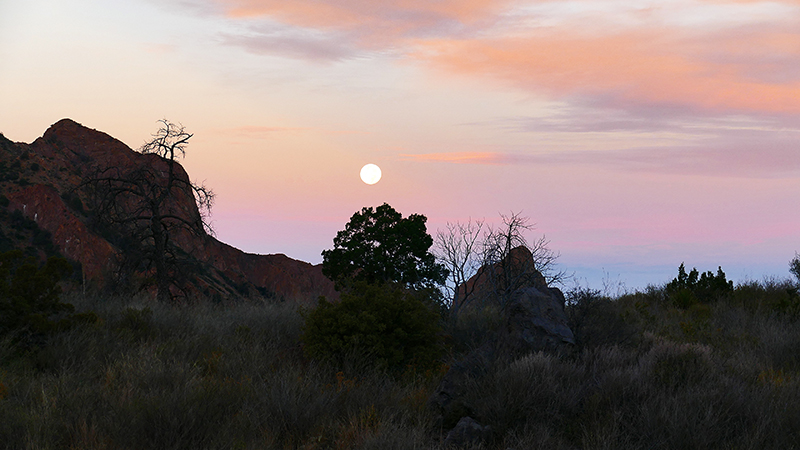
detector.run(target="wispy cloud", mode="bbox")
[401,134,800,178]
[219,125,370,138]
[478,107,800,135]
[414,24,800,115]
[213,0,511,40]
[219,21,361,62]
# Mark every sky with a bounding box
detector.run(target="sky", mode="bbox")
[1,0,799,291]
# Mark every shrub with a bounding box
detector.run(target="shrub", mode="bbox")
[0,251,98,354]
[666,263,733,307]
[302,282,443,371]
[566,287,638,349]
[0,250,74,335]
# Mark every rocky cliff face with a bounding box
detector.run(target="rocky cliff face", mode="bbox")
[0,119,335,303]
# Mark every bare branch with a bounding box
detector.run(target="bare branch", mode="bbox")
[434,218,484,314]
[84,120,213,302]
[435,211,568,317]
[139,119,192,161]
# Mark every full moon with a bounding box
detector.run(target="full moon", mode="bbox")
[360,164,382,185]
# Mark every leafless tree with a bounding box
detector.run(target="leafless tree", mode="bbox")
[87,120,214,302]
[435,218,484,315]
[434,212,567,316]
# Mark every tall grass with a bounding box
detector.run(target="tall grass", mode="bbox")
[2,277,800,449]
[0,294,442,450]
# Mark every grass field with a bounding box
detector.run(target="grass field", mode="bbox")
[2,276,800,449]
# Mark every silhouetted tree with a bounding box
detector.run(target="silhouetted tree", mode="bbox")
[790,253,800,285]
[665,263,733,307]
[321,203,447,291]
[87,120,214,302]
[434,218,485,313]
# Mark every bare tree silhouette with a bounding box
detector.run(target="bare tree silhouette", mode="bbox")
[86,120,214,302]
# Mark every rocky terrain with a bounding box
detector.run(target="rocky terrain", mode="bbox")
[0,119,335,303]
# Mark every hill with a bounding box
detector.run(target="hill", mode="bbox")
[0,119,335,303]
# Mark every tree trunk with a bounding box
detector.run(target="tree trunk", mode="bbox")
[151,215,170,303]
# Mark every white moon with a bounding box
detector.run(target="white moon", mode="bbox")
[360,164,382,185]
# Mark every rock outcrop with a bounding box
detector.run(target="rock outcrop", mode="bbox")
[430,246,574,446]
[0,119,335,303]
[444,416,493,448]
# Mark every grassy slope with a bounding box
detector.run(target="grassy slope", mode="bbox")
[1,278,800,449]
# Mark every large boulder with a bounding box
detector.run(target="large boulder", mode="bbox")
[500,285,575,355]
[454,245,548,312]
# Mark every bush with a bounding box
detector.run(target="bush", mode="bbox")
[566,287,638,349]
[0,250,95,342]
[302,282,443,371]
[666,263,733,307]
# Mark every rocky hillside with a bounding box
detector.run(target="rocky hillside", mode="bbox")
[0,119,335,303]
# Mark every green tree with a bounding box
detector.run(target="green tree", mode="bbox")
[321,203,447,290]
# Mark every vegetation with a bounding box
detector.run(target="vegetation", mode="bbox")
[0,294,444,450]
[1,268,800,448]
[321,203,447,291]
[3,180,800,448]
[665,263,734,307]
[85,120,214,302]
[311,204,447,372]
[302,282,443,371]
[0,250,97,341]
[791,252,800,285]
[435,212,565,315]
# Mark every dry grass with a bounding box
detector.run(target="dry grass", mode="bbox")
[0,294,443,450]
[2,278,800,449]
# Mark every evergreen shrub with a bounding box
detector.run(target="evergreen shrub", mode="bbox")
[301,282,442,371]
[666,263,733,307]
[0,250,97,339]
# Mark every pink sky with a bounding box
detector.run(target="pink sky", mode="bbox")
[1,0,799,289]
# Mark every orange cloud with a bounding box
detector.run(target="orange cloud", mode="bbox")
[413,25,800,114]
[219,0,507,22]
[400,137,800,178]
[214,0,514,44]
[211,0,800,114]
